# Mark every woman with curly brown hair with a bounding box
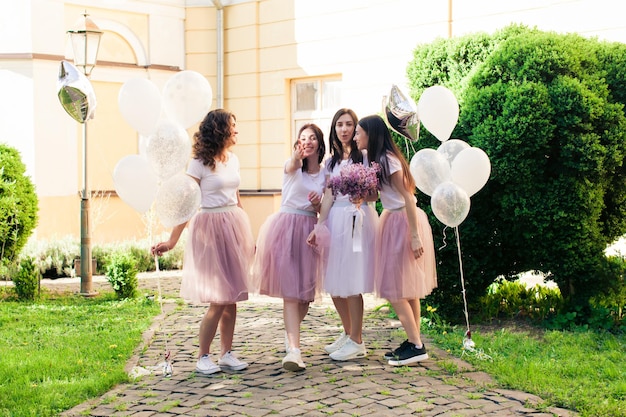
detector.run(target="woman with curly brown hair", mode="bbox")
[151,109,256,375]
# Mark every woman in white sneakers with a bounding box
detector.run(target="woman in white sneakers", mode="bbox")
[354,114,437,366]
[307,108,378,361]
[151,109,255,375]
[254,124,326,371]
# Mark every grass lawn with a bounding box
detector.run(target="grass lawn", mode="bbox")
[2,283,624,417]
[424,321,626,417]
[0,290,160,417]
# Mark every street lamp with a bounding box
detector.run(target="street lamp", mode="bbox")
[67,12,102,295]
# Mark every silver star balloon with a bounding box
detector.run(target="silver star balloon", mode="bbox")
[384,84,420,142]
[57,60,97,123]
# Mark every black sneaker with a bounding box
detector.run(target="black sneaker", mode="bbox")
[383,340,411,360]
[387,342,428,366]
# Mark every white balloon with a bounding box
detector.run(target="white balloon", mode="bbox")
[118,78,162,135]
[145,120,191,181]
[417,85,459,142]
[113,155,159,213]
[163,71,213,128]
[138,134,149,157]
[431,181,471,227]
[155,174,201,228]
[451,147,491,197]
[437,138,470,165]
[410,149,452,196]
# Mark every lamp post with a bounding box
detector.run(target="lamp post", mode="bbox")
[67,12,102,295]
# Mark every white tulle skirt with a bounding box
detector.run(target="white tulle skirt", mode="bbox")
[179,206,256,304]
[323,201,378,297]
[374,207,437,301]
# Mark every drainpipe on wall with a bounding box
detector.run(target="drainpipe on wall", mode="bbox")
[211,0,224,108]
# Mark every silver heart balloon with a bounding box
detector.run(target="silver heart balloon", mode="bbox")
[57,60,97,123]
[384,84,420,142]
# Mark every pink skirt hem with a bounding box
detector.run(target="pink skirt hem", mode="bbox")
[374,207,437,301]
[179,207,255,304]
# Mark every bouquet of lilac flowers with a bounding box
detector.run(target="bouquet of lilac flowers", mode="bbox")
[328,162,380,203]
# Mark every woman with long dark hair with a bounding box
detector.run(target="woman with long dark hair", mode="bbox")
[354,114,437,366]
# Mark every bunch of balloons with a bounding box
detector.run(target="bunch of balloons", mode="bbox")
[385,84,491,350]
[384,84,491,228]
[112,71,212,227]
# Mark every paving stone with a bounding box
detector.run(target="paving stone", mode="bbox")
[51,273,580,417]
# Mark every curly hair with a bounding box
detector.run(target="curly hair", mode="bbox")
[192,109,235,169]
[295,123,326,172]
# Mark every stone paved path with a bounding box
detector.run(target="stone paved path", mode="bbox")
[40,272,577,417]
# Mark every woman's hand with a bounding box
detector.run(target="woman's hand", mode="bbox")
[151,242,170,257]
[306,230,317,247]
[411,234,424,259]
[308,191,322,211]
[293,142,305,161]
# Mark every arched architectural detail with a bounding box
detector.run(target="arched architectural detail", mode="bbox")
[93,19,150,67]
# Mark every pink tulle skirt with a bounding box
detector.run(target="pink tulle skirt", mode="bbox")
[323,202,378,297]
[375,207,437,301]
[179,207,256,304]
[254,209,323,302]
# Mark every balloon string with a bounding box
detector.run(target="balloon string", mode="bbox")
[402,137,418,159]
[455,226,471,338]
[149,202,172,376]
[409,138,417,155]
[438,226,449,251]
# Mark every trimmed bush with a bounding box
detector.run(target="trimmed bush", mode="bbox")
[105,253,138,299]
[13,257,41,301]
[0,144,38,271]
[406,24,626,322]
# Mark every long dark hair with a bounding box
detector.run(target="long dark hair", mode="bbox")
[192,109,235,169]
[358,114,415,190]
[327,108,362,170]
[295,123,325,172]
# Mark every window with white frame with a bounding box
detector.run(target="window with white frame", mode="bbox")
[291,77,342,152]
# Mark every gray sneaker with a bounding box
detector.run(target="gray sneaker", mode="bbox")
[282,348,306,371]
[218,351,248,371]
[324,332,349,354]
[329,338,367,361]
[195,354,221,375]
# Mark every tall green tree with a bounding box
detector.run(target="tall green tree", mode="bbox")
[0,144,39,272]
[406,25,626,320]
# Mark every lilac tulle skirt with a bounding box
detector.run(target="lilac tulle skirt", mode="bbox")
[254,208,323,302]
[323,201,378,297]
[179,206,256,304]
[375,207,437,301]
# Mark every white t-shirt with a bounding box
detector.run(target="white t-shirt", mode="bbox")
[379,152,415,210]
[186,153,240,208]
[281,161,326,211]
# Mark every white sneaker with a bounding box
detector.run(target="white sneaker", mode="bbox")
[195,354,221,375]
[282,348,306,371]
[329,338,367,361]
[218,351,248,371]
[324,332,349,354]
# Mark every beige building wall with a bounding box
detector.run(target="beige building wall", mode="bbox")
[1,0,625,245]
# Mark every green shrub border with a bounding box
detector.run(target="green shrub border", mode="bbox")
[15,234,185,280]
